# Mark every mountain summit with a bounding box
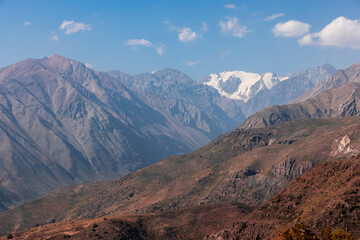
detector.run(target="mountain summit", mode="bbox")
[202,71,282,102]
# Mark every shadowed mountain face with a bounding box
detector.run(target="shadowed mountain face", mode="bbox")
[2,117,360,235]
[0,55,246,211]
[107,69,245,143]
[240,82,360,129]
[294,62,360,103]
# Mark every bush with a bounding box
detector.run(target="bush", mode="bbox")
[274,220,354,240]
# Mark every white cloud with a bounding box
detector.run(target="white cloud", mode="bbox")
[24,21,31,26]
[125,38,165,56]
[265,13,284,21]
[299,16,360,49]
[185,61,203,66]
[125,39,152,47]
[224,4,236,9]
[85,63,93,69]
[50,31,58,41]
[273,20,310,37]
[165,21,203,43]
[219,17,249,38]
[59,20,91,34]
[178,27,197,42]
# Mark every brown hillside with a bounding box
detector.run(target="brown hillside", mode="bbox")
[1,117,360,235]
[208,156,360,239]
[3,156,360,240]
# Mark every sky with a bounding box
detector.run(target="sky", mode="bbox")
[0,0,360,79]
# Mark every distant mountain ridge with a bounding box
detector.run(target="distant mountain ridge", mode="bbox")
[240,62,360,129]
[293,62,360,102]
[202,64,337,116]
[107,68,245,142]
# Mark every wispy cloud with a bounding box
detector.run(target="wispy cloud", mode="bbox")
[220,50,231,59]
[24,21,31,26]
[202,22,208,32]
[50,31,58,41]
[85,63,93,69]
[224,4,237,9]
[59,20,92,34]
[155,44,165,55]
[273,20,310,37]
[185,61,203,66]
[125,39,152,47]
[219,17,249,38]
[265,13,284,21]
[125,38,165,56]
[165,21,206,43]
[299,16,360,49]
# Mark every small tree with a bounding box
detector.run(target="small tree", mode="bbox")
[273,219,318,240]
[331,228,354,240]
[274,221,354,240]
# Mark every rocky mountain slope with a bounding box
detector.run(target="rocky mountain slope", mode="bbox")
[208,156,360,239]
[107,68,245,144]
[0,202,253,240]
[294,62,360,103]
[202,64,336,116]
[0,55,246,211]
[1,117,360,235]
[241,63,337,116]
[2,126,360,239]
[240,82,360,129]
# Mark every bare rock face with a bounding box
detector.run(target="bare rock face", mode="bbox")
[330,135,359,157]
[271,158,314,180]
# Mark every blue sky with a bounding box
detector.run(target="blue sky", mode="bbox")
[0,0,360,79]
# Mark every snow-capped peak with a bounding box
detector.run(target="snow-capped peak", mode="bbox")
[203,70,281,102]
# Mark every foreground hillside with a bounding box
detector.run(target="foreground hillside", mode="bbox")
[208,156,360,239]
[2,156,359,239]
[1,117,360,235]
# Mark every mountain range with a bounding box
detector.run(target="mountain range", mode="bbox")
[0,55,359,239]
[0,55,338,211]
[0,55,244,211]
[107,68,245,145]
[240,62,360,129]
